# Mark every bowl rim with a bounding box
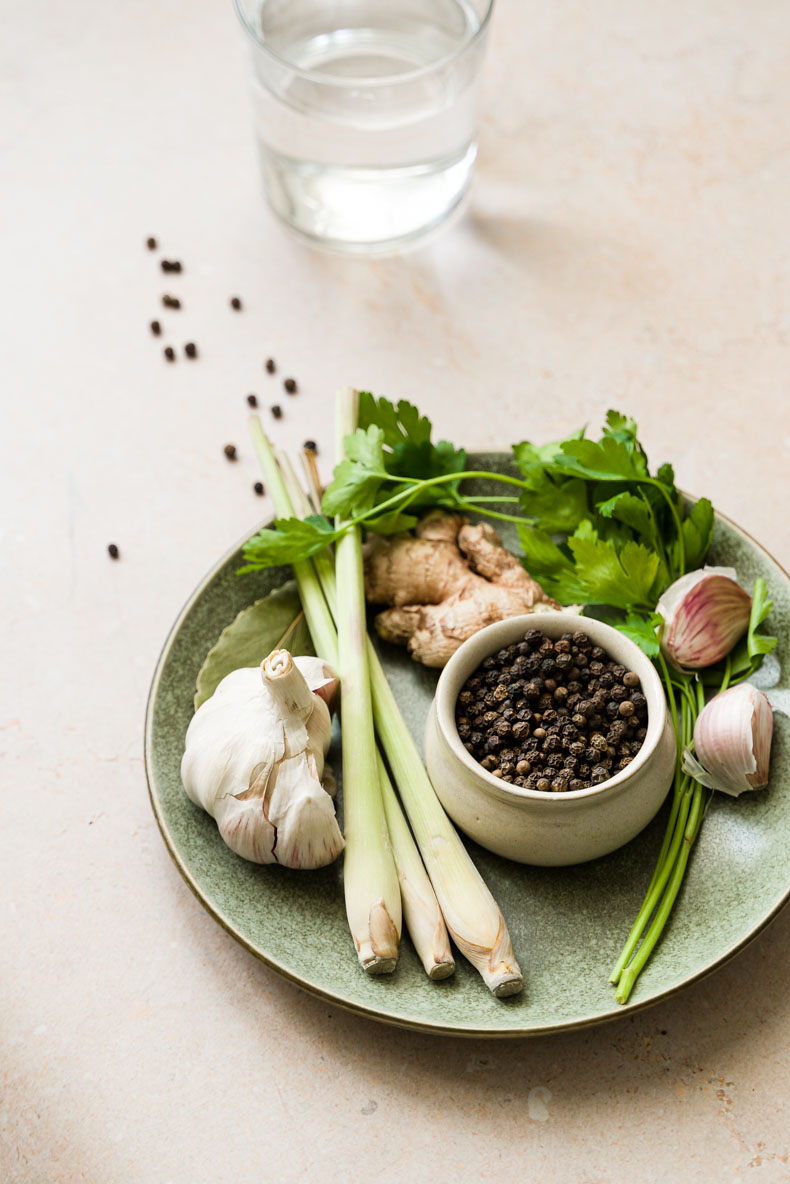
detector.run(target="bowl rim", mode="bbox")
[434,611,669,806]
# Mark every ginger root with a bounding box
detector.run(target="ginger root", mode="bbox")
[364,510,560,667]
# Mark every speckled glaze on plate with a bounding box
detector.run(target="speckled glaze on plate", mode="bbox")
[144,455,790,1037]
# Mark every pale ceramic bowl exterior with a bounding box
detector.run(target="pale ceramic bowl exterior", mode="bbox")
[424,612,676,866]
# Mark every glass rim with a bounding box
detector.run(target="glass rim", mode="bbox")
[232,0,495,87]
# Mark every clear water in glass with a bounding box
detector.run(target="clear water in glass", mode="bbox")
[238,0,491,251]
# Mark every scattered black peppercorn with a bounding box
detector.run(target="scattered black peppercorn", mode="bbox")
[265,358,276,373]
[107,543,120,559]
[161,260,183,273]
[271,404,282,419]
[246,393,258,407]
[163,346,175,362]
[146,237,157,250]
[223,444,237,461]
[283,377,297,394]
[150,320,162,336]
[303,439,317,453]
[162,295,181,309]
[253,481,264,496]
[184,342,198,358]
[230,296,242,310]
[455,629,646,793]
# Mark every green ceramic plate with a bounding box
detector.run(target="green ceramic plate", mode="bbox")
[144,455,790,1036]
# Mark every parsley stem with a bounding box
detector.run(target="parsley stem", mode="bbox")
[341,470,528,534]
[460,495,522,504]
[647,480,686,575]
[639,490,671,579]
[452,500,527,525]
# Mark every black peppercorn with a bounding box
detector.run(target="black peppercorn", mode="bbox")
[107,543,119,559]
[162,294,181,309]
[283,377,297,393]
[230,296,242,310]
[456,627,647,792]
[223,443,237,460]
[163,346,175,362]
[253,481,264,496]
[247,393,258,407]
[184,342,198,358]
[271,404,282,419]
[150,320,162,336]
[146,236,157,250]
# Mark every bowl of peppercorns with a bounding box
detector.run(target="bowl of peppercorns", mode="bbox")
[424,612,676,865]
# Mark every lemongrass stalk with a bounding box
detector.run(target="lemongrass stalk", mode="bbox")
[249,416,338,666]
[377,754,455,979]
[368,649,523,997]
[281,447,521,996]
[279,452,455,979]
[334,388,401,973]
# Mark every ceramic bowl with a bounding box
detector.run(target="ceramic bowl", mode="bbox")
[424,612,676,866]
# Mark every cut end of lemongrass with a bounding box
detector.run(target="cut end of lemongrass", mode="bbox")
[355,898,399,975]
[428,958,456,981]
[450,914,524,998]
[491,971,525,999]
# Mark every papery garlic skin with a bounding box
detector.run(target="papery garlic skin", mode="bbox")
[181,650,344,869]
[657,566,751,671]
[682,683,774,797]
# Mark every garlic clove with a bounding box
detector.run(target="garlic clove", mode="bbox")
[657,566,752,671]
[294,655,340,711]
[266,752,345,868]
[682,682,774,797]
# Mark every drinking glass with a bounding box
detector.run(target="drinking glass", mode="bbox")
[233,0,495,252]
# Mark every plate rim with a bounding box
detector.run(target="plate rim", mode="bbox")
[144,490,790,1038]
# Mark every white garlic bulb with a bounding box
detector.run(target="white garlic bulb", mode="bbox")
[181,649,344,869]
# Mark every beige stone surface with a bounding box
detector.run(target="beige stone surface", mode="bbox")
[2,0,790,1180]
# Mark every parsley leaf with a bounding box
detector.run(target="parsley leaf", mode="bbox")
[321,425,389,517]
[362,510,419,535]
[747,577,778,659]
[325,394,466,519]
[680,497,714,571]
[358,392,431,450]
[555,435,649,482]
[614,612,663,658]
[238,515,339,571]
[358,393,466,488]
[567,533,662,610]
[595,490,654,540]
[516,524,587,603]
